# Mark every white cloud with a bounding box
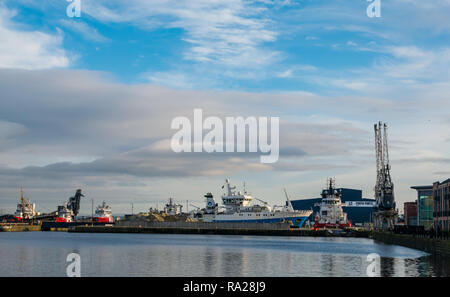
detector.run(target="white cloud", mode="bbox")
[299,44,450,99]
[276,69,293,78]
[0,6,69,70]
[59,19,110,43]
[146,71,196,89]
[83,0,279,68]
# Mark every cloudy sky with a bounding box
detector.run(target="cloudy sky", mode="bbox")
[0,0,449,215]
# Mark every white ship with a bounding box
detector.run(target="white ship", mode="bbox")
[56,203,73,222]
[163,198,183,216]
[195,179,312,227]
[14,188,39,221]
[313,178,352,229]
[94,201,114,223]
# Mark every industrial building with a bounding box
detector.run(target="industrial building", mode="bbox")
[290,188,375,226]
[410,180,449,231]
[411,185,434,229]
[404,201,418,226]
[433,179,450,231]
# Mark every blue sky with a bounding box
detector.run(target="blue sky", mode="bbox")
[0,0,449,215]
[5,0,448,92]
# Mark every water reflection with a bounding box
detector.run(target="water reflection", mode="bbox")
[204,247,216,275]
[0,232,448,277]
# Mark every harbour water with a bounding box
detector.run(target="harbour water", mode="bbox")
[0,232,449,277]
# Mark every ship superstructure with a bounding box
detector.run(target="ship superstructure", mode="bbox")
[313,178,351,229]
[14,188,39,221]
[164,198,183,216]
[94,201,114,223]
[196,179,312,227]
[55,189,84,222]
[55,203,73,222]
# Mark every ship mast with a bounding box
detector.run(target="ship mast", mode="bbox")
[20,187,25,210]
[19,187,34,219]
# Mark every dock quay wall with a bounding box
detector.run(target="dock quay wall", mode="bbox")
[69,221,370,237]
[370,231,450,257]
[70,221,296,236]
[116,221,292,230]
[0,223,41,232]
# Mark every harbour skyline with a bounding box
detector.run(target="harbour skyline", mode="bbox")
[1,0,449,216]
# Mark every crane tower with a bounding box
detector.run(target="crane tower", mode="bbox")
[373,122,398,230]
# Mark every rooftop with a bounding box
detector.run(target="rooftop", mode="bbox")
[411,185,433,190]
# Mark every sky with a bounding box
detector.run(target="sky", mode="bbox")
[0,0,449,216]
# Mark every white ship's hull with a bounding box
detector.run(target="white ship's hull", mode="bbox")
[202,210,312,227]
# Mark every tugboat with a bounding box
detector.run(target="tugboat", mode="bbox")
[194,179,313,228]
[93,201,114,223]
[313,178,351,229]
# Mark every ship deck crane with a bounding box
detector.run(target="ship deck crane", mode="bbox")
[19,187,36,220]
[283,189,295,211]
[190,204,201,210]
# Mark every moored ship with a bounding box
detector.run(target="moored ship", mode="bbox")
[55,203,73,222]
[14,188,39,221]
[54,189,84,223]
[41,190,115,229]
[93,201,114,223]
[313,178,352,229]
[194,179,313,227]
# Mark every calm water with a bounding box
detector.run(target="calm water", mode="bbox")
[0,232,449,277]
